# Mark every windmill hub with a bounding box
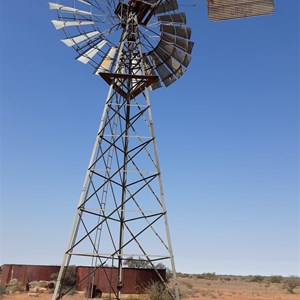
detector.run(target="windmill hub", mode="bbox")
[115,0,154,26]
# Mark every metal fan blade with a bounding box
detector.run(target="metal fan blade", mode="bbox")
[49,2,92,15]
[51,20,94,30]
[154,47,185,79]
[115,65,126,88]
[61,31,100,47]
[131,58,143,88]
[161,32,194,54]
[158,41,192,68]
[149,52,176,87]
[160,25,191,40]
[158,12,186,24]
[77,40,107,64]
[132,59,142,77]
[94,47,117,74]
[143,55,162,90]
[77,0,91,5]
[155,0,179,15]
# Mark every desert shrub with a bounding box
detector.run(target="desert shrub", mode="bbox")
[222,277,231,281]
[250,275,264,283]
[196,272,217,280]
[199,290,216,298]
[284,276,300,294]
[178,280,198,299]
[145,281,173,300]
[177,273,190,278]
[51,265,77,287]
[182,281,193,289]
[0,285,6,295]
[125,256,151,269]
[5,279,24,294]
[51,265,77,294]
[269,275,282,283]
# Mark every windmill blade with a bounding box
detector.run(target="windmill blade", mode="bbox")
[94,46,118,74]
[49,2,92,15]
[77,40,107,64]
[143,55,162,90]
[154,0,179,15]
[149,52,176,87]
[115,65,126,88]
[160,25,191,40]
[51,20,94,30]
[132,58,143,76]
[154,47,185,79]
[161,32,194,54]
[61,31,100,47]
[158,12,186,24]
[77,0,91,5]
[131,58,143,89]
[157,40,192,68]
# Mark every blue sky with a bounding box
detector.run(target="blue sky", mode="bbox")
[0,0,299,276]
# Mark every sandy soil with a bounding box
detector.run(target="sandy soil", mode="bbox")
[2,276,299,300]
[177,277,300,300]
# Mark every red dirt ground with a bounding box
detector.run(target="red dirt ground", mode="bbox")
[2,276,299,300]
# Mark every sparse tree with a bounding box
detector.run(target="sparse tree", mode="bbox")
[124,256,150,269]
[284,276,300,294]
[155,263,166,269]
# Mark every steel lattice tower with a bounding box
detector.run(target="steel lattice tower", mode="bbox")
[50,0,194,299]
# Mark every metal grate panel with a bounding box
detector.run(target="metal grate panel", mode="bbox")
[207,0,274,21]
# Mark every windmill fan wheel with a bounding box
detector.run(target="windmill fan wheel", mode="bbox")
[50,0,194,89]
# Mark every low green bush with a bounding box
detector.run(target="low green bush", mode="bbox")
[196,272,217,280]
[0,285,6,295]
[269,275,282,283]
[249,275,264,283]
[51,265,77,288]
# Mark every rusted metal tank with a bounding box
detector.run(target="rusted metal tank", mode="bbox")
[0,264,166,295]
[1,264,60,284]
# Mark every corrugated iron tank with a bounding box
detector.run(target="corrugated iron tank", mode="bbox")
[0,264,166,294]
[0,264,60,285]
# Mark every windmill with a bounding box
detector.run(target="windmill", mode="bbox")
[49,1,274,300]
[50,0,192,299]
